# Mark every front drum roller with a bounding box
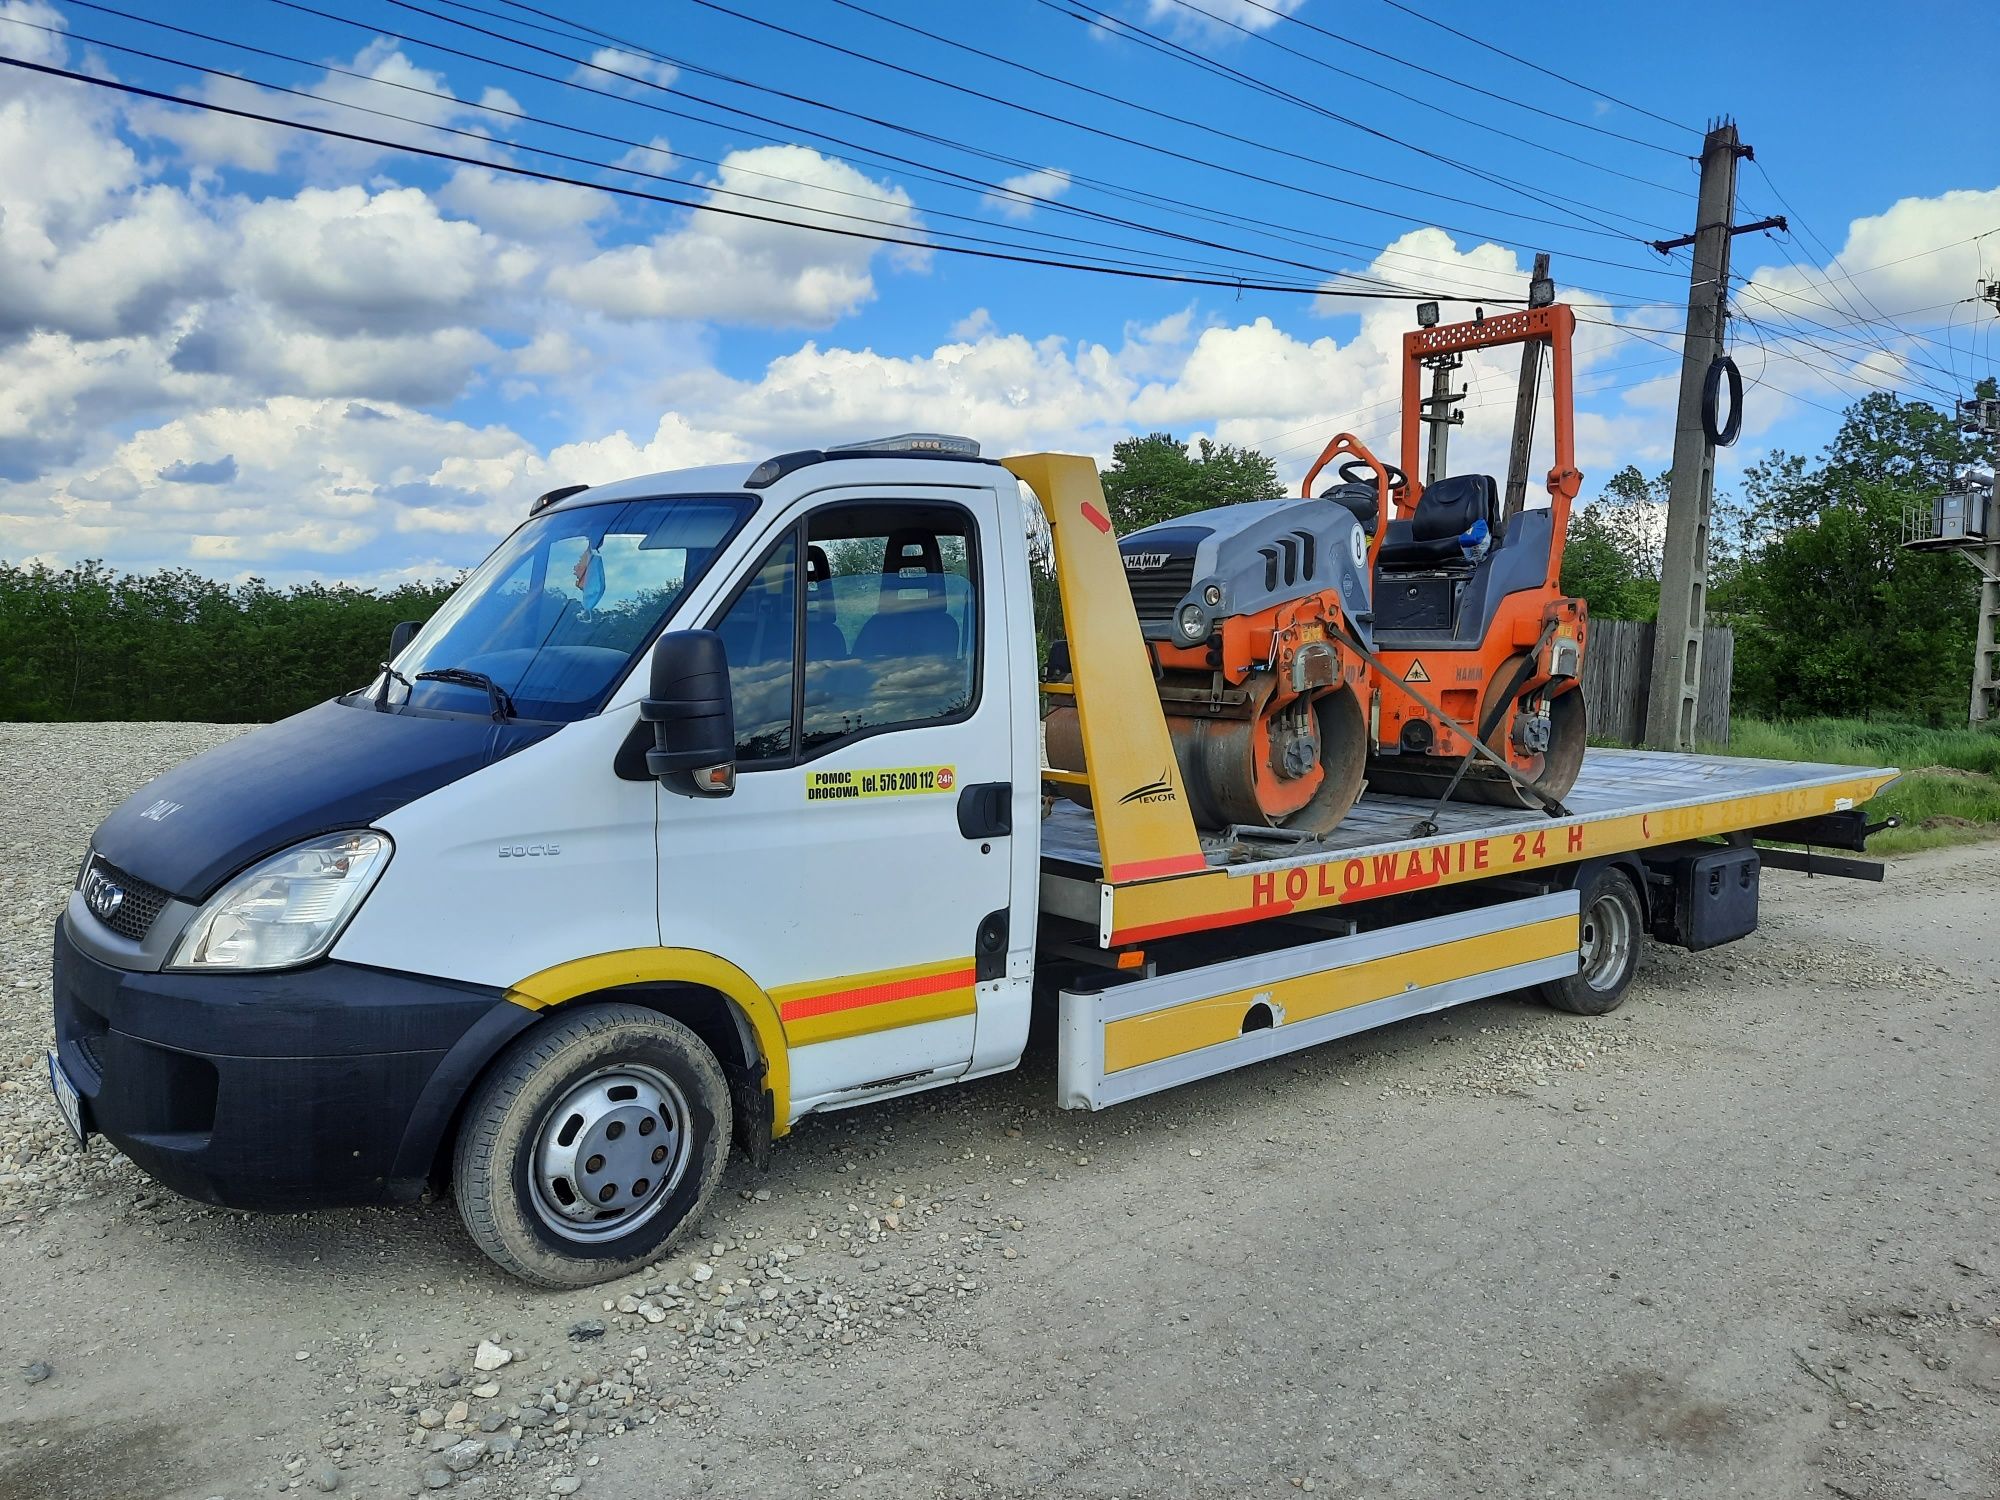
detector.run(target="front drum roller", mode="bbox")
[1044,684,1367,837]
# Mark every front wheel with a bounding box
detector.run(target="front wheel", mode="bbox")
[1537,865,1644,1015]
[453,1004,732,1287]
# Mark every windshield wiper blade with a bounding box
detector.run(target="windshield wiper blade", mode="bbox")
[414,667,517,721]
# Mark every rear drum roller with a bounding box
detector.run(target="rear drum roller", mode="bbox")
[1370,659,1586,809]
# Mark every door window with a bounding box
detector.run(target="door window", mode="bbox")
[709,501,979,766]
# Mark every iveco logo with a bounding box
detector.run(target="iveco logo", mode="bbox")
[1122,552,1173,570]
[83,869,125,922]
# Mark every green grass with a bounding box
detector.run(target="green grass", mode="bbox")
[1707,716,2000,854]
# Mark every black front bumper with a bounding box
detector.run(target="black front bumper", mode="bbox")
[51,916,532,1210]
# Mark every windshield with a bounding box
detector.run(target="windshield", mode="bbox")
[372,495,754,722]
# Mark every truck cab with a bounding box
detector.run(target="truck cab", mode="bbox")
[53,435,1047,1285]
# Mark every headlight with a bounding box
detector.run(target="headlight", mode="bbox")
[169,831,392,971]
[1177,603,1206,641]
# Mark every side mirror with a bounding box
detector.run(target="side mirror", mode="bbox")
[640,630,736,796]
[388,619,422,656]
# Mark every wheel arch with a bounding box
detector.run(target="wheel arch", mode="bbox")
[400,948,791,1189]
[1547,852,1652,924]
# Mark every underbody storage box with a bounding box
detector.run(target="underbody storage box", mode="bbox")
[1644,845,1760,951]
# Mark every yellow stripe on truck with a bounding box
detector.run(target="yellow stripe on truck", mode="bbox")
[769,956,978,1048]
[1101,915,1577,1073]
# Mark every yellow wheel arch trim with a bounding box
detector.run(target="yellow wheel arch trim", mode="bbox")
[504,947,792,1137]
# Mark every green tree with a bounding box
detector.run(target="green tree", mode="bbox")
[1560,505,1653,620]
[1728,389,1993,723]
[1099,432,1281,533]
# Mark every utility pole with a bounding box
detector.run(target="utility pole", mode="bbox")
[1504,253,1554,522]
[1420,351,1465,485]
[1642,120,1784,750]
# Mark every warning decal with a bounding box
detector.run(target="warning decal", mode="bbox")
[806,765,956,802]
[1405,658,1431,683]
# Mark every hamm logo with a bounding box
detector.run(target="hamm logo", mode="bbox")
[1118,767,1178,805]
[1121,552,1174,570]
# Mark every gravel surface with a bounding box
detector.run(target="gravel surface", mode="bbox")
[1,722,1995,1500]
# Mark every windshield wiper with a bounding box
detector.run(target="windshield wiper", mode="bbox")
[373,662,411,711]
[414,667,517,721]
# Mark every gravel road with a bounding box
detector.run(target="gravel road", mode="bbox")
[1,723,1995,1500]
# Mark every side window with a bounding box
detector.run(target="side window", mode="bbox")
[801,504,977,752]
[713,532,797,762]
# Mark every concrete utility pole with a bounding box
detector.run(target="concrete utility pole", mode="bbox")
[1504,252,1553,522]
[1643,121,1780,750]
[1420,352,1465,486]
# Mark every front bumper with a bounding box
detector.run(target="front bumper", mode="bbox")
[51,915,529,1210]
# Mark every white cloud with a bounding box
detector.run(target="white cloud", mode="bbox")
[549,145,928,327]
[1144,0,1304,38]
[981,167,1071,221]
[128,40,512,177]
[570,47,678,94]
[951,308,997,341]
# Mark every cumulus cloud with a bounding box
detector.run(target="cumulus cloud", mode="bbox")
[1144,0,1305,37]
[549,145,929,327]
[569,46,678,94]
[981,167,1071,221]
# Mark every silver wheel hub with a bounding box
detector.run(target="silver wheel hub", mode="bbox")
[530,1065,690,1243]
[1578,890,1635,992]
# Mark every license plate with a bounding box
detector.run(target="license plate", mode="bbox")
[46,1052,86,1146]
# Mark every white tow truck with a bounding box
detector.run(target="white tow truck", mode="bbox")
[51,435,1897,1284]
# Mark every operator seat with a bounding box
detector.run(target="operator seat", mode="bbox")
[1376,474,1502,571]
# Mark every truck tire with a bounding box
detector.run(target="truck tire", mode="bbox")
[452,1003,731,1287]
[1537,865,1644,1016]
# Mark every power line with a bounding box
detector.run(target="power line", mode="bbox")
[1373,0,1701,140]
[828,0,1675,247]
[37,5,1433,295]
[458,0,1691,289]
[218,0,1480,296]
[1213,0,1693,157]
[1,15,1394,291]
[664,0,1661,249]
[1149,0,1693,199]
[1036,0,1675,245]
[0,53,1522,302]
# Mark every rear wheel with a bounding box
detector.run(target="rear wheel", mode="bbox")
[453,1004,731,1286]
[1537,865,1644,1015]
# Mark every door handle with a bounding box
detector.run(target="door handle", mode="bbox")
[955,781,1012,840]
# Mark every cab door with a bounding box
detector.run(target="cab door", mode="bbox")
[656,484,1015,1115]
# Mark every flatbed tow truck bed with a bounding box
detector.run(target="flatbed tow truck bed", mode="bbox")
[1039,747,1897,943]
[1033,747,1898,1110]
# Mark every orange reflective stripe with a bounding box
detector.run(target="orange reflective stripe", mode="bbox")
[779,965,977,1023]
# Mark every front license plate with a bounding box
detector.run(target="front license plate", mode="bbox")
[47,1051,86,1146]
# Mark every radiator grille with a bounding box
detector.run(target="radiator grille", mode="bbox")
[1122,556,1196,622]
[81,854,171,943]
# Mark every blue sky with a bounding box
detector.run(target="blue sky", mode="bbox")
[1,0,1994,585]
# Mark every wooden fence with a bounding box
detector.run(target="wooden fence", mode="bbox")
[1580,618,1734,747]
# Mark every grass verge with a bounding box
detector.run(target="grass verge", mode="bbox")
[1710,717,2000,854]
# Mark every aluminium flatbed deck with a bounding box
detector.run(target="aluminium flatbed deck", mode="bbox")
[1039,748,1898,947]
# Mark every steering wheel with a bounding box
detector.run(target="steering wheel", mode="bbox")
[1338,458,1407,492]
